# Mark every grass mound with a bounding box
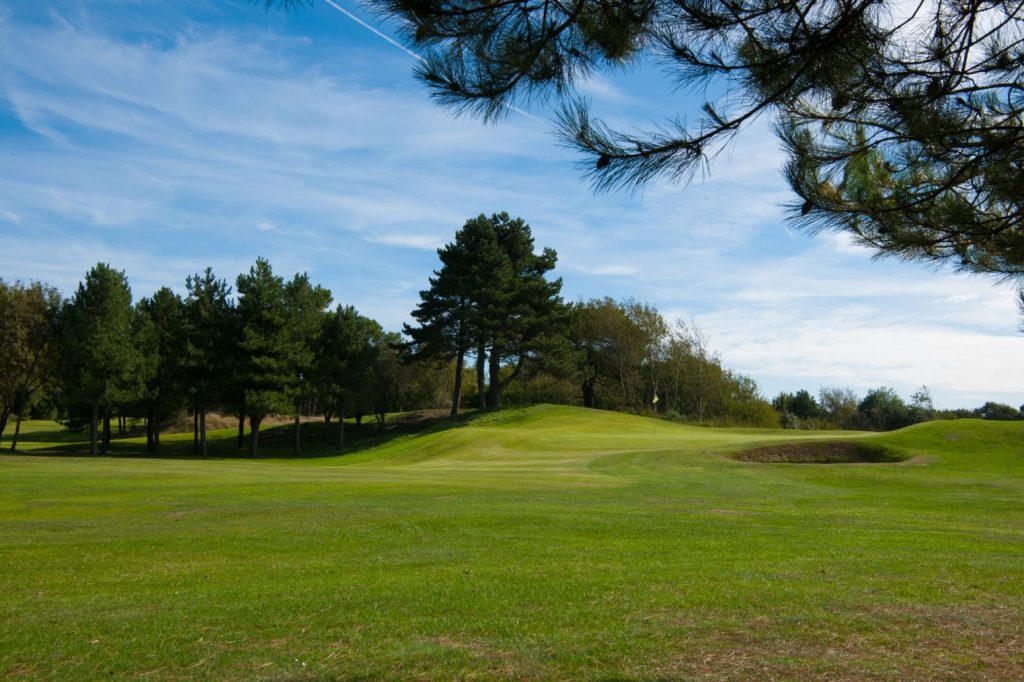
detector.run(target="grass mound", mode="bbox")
[731,439,907,463]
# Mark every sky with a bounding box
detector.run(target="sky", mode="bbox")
[0,0,1021,409]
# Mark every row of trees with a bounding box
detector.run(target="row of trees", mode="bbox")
[6,213,1017,455]
[0,261,449,457]
[773,386,1024,431]
[1,215,784,459]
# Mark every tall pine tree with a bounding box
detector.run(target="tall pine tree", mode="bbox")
[235,258,292,457]
[62,264,140,456]
[406,213,567,411]
[184,268,234,457]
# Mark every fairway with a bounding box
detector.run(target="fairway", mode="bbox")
[2,405,1023,680]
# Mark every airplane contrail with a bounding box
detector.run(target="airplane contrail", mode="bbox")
[320,0,543,122]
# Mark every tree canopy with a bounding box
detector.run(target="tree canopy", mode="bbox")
[61,264,140,456]
[0,280,62,449]
[405,213,568,412]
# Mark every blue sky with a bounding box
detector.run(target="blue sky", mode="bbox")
[1,0,1021,409]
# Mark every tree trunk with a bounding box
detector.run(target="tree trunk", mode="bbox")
[293,413,301,457]
[582,378,596,408]
[237,410,246,449]
[249,416,261,457]
[451,349,465,416]
[89,402,99,456]
[487,346,502,409]
[0,407,10,447]
[146,406,154,453]
[199,407,207,458]
[9,415,22,451]
[355,413,363,427]
[476,344,486,410]
[324,408,332,424]
[338,407,345,449]
[102,405,111,455]
[193,409,199,452]
[153,399,161,453]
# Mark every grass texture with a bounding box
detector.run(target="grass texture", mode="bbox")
[1,405,1022,680]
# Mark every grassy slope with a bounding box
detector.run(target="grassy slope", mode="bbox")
[1,406,1022,680]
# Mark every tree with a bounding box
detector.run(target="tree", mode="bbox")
[773,389,821,424]
[0,280,62,450]
[569,298,643,409]
[405,213,567,411]
[283,273,333,456]
[62,264,140,455]
[184,268,234,457]
[482,214,568,408]
[909,385,936,422]
[854,386,913,431]
[976,401,1021,420]
[136,288,188,453]
[623,300,668,412]
[404,217,505,415]
[235,258,293,457]
[369,331,406,428]
[316,305,381,448]
[269,0,1024,280]
[819,386,860,428]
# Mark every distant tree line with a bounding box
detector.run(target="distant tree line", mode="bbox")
[772,386,1024,431]
[3,212,1020,454]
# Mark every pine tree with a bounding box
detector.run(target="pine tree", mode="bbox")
[404,215,505,415]
[136,287,187,453]
[484,213,567,409]
[62,264,140,456]
[405,213,567,411]
[316,305,380,448]
[235,258,292,457]
[184,268,234,458]
[283,273,332,456]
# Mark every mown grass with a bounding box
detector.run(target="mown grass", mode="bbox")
[1,405,1022,680]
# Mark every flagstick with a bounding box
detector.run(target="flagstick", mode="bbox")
[652,393,659,442]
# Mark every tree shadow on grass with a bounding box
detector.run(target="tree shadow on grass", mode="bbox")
[5,408,495,461]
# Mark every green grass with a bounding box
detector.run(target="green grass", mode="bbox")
[2,405,1022,679]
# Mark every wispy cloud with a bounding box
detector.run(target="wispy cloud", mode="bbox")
[366,233,442,250]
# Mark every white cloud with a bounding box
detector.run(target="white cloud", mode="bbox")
[366,233,442,250]
[571,263,640,276]
[696,304,1024,408]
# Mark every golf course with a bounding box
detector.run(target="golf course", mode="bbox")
[2,405,1022,679]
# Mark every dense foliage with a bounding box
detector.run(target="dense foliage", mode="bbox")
[404,213,568,413]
